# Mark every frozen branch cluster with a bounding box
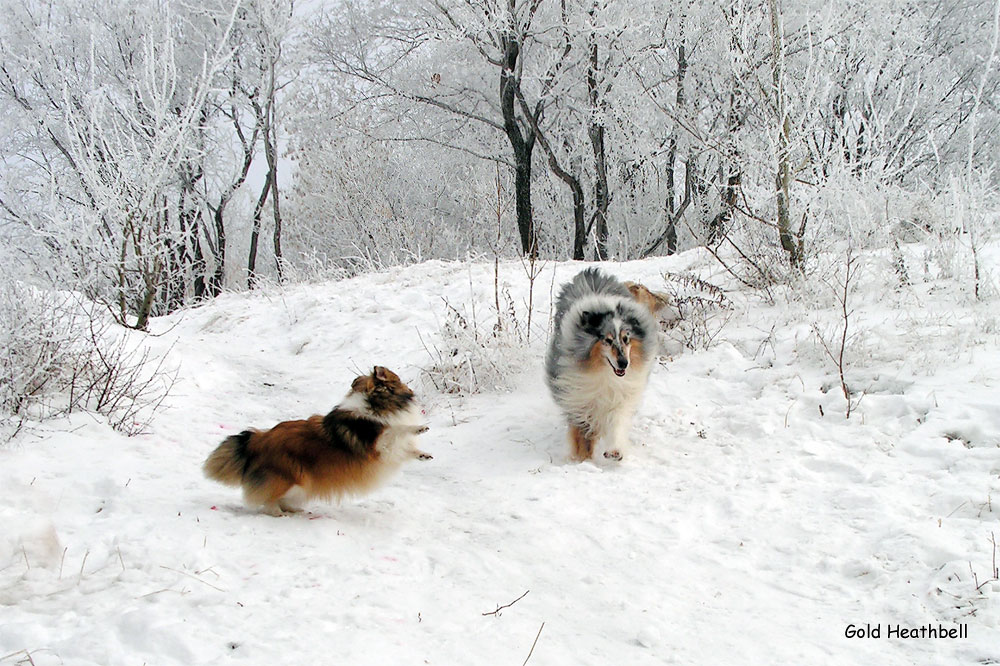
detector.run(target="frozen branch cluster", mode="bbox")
[0,0,996,300]
[0,279,174,442]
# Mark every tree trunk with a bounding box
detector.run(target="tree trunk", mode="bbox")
[187,107,210,301]
[514,153,535,256]
[587,34,609,260]
[209,97,259,296]
[500,25,537,258]
[210,203,228,296]
[707,88,742,245]
[555,163,586,261]
[249,69,281,290]
[177,170,206,303]
[131,211,163,331]
[769,0,802,269]
[247,172,271,289]
[665,142,678,254]
[642,162,692,258]
[514,76,581,259]
[265,59,284,282]
[664,27,688,256]
[708,167,741,245]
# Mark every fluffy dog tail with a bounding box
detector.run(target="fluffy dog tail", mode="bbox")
[203,430,253,486]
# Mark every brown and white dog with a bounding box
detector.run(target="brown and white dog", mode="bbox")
[545,269,659,461]
[203,366,430,515]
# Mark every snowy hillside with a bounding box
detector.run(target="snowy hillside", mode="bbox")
[2,251,1000,665]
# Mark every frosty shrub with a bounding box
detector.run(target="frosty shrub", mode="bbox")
[419,286,531,395]
[936,173,999,300]
[660,272,735,352]
[0,282,82,430]
[0,281,175,442]
[808,245,862,418]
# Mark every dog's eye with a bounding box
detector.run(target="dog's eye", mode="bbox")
[621,333,630,344]
[604,335,613,344]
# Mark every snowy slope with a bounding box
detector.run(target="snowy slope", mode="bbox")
[2,251,1000,665]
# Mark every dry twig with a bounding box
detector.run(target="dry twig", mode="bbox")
[522,622,545,666]
[482,589,529,616]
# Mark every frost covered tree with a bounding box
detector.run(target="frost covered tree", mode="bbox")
[304,0,675,261]
[0,0,295,326]
[309,0,559,258]
[0,0,238,327]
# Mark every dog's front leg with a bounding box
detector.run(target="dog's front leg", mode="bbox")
[604,413,632,461]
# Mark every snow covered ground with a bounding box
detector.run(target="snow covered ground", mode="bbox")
[2,249,1000,665]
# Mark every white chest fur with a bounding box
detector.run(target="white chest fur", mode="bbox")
[552,362,650,437]
[336,392,426,464]
[374,403,424,464]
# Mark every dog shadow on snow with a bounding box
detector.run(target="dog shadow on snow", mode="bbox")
[206,498,414,526]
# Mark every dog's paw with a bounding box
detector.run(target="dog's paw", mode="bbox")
[417,452,433,460]
[260,504,286,517]
[414,425,430,434]
[603,449,623,461]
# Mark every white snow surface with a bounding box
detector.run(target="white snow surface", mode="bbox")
[3,250,1000,665]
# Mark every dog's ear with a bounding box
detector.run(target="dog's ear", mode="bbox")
[373,366,399,384]
[352,373,375,393]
